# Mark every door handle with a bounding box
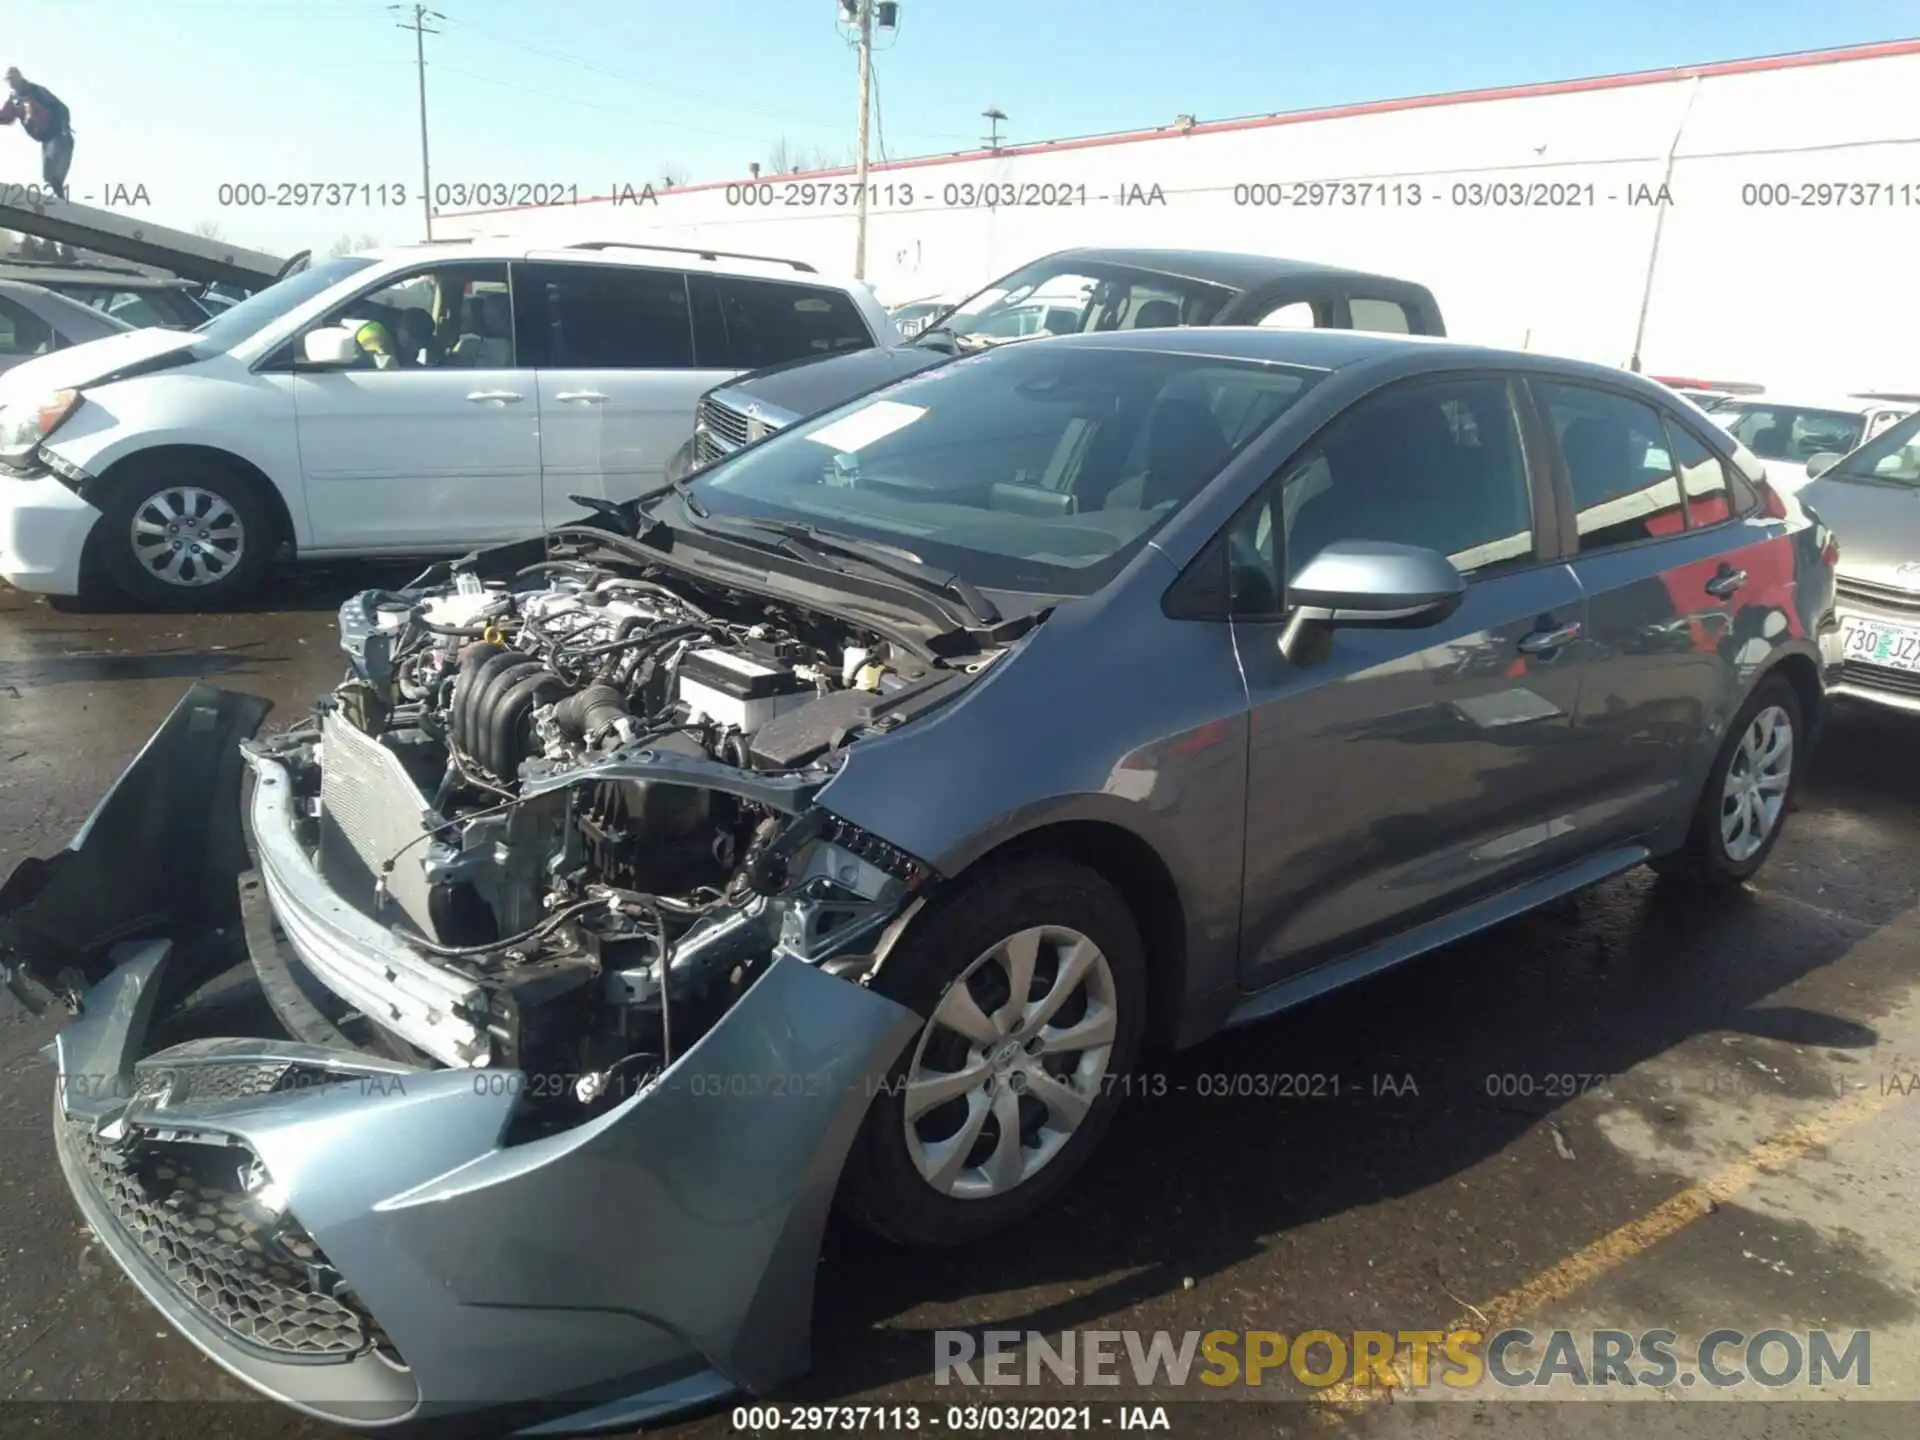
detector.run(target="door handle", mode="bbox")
[1705,567,1747,598]
[466,390,523,404]
[554,390,608,403]
[1518,620,1582,654]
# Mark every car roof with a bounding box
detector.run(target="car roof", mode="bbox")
[1028,325,1699,390]
[0,276,137,327]
[365,240,867,291]
[1033,247,1432,294]
[1711,394,1917,417]
[0,262,195,290]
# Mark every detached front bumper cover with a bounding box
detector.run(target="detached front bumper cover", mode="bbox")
[4,684,925,1432]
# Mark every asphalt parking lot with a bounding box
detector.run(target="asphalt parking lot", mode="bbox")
[4,571,1920,1440]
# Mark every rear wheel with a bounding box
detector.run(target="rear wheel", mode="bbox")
[1653,675,1803,886]
[838,857,1146,1248]
[97,459,273,609]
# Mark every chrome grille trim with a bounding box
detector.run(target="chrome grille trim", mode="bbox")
[1837,575,1920,613]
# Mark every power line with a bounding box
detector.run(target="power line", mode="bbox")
[438,12,968,142]
[390,3,443,242]
[429,64,786,147]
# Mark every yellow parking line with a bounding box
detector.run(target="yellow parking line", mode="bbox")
[1311,1078,1897,1418]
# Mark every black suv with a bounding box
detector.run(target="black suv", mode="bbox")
[668,247,1444,478]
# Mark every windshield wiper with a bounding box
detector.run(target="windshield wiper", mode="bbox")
[754,520,1002,625]
[678,506,1001,626]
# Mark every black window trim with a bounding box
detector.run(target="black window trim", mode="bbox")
[1164,367,1556,623]
[1521,374,1756,562]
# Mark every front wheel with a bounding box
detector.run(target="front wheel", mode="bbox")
[96,461,273,609]
[1653,675,1803,886]
[838,857,1147,1248]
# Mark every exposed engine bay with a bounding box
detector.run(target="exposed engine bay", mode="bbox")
[249,547,1000,1126]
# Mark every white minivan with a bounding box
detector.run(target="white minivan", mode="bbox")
[0,242,896,606]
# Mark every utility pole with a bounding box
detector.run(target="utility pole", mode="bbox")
[982,108,1006,151]
[392,4,444,242]
[853,0,873,280]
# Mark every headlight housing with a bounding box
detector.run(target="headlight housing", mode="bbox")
[0,388,80,466]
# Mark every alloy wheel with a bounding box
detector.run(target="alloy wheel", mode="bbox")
[129,486,246,587]
[1720,703,1793,863]
[902,925,1118,1200]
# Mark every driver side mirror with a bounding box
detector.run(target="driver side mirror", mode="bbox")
[299,325,361,368]
[1284,539,1465,649]
[1805,452,1842,480]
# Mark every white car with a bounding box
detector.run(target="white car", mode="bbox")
[1706,395,1917,494]
[0,242,897,607]
[0,278,136,374]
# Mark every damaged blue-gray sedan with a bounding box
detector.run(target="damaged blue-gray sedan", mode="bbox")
[0,328,1837,1431]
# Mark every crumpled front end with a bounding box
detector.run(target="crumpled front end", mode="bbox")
[50,937,917,1430]
[4,671,936,1431]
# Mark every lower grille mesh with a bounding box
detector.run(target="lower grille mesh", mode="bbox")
[67,1114,394,1361]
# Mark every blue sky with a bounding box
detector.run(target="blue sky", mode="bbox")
[4,0,1916,255]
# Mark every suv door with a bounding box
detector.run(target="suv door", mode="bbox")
[290,261,543,552]
[513,260,735,522]
[1530,378,1792,843]
[1227,373,1591,988]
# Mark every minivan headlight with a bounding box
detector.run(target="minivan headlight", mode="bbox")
[0,389,80,464]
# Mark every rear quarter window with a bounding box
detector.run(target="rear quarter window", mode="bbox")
[715,277,874,369]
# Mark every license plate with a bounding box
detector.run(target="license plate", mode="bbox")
[1841,614,1920,672]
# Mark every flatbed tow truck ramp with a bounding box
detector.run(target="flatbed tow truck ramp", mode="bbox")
[0,189,303,288]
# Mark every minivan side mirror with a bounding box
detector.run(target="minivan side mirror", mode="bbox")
[1805,452,1842,480]
[300,325,361,368]
[1289,539,1466,627]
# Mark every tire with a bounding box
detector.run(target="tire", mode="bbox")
[1652,675,1803,887]
[96,459,273,609]
[838,856,1147,1248]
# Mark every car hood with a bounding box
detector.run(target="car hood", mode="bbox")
[713,344,950,419]
[1799,472,1920,589]
[0,326,200,404]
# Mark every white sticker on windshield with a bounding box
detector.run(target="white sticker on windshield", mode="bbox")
[806,400,926,453]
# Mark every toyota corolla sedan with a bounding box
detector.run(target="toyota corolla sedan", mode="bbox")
[0,329,1839,1431]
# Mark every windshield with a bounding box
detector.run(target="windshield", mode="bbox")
[924,256,1235,350]
[1714,402,1865,462]
[189,255,376,351]
[682,341,1322,597]
[1830,408,1920,486]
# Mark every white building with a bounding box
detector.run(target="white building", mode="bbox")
[444,37,1920,390]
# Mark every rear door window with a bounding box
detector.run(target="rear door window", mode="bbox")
[1663,418,1754,527]
[714,276,873,369]
[514,262,696,369]
[1534,382,1689,552]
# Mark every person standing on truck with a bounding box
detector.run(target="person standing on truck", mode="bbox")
[0,68,74,199]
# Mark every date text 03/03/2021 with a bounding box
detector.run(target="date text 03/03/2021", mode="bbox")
[729,1403,1170,1432]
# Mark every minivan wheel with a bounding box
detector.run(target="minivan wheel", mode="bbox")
[838,857,1146,1248]
[97,461,272,609]
[1653,675,1803,887]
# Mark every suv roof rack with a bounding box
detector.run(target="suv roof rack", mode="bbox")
[564,241,817,273]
